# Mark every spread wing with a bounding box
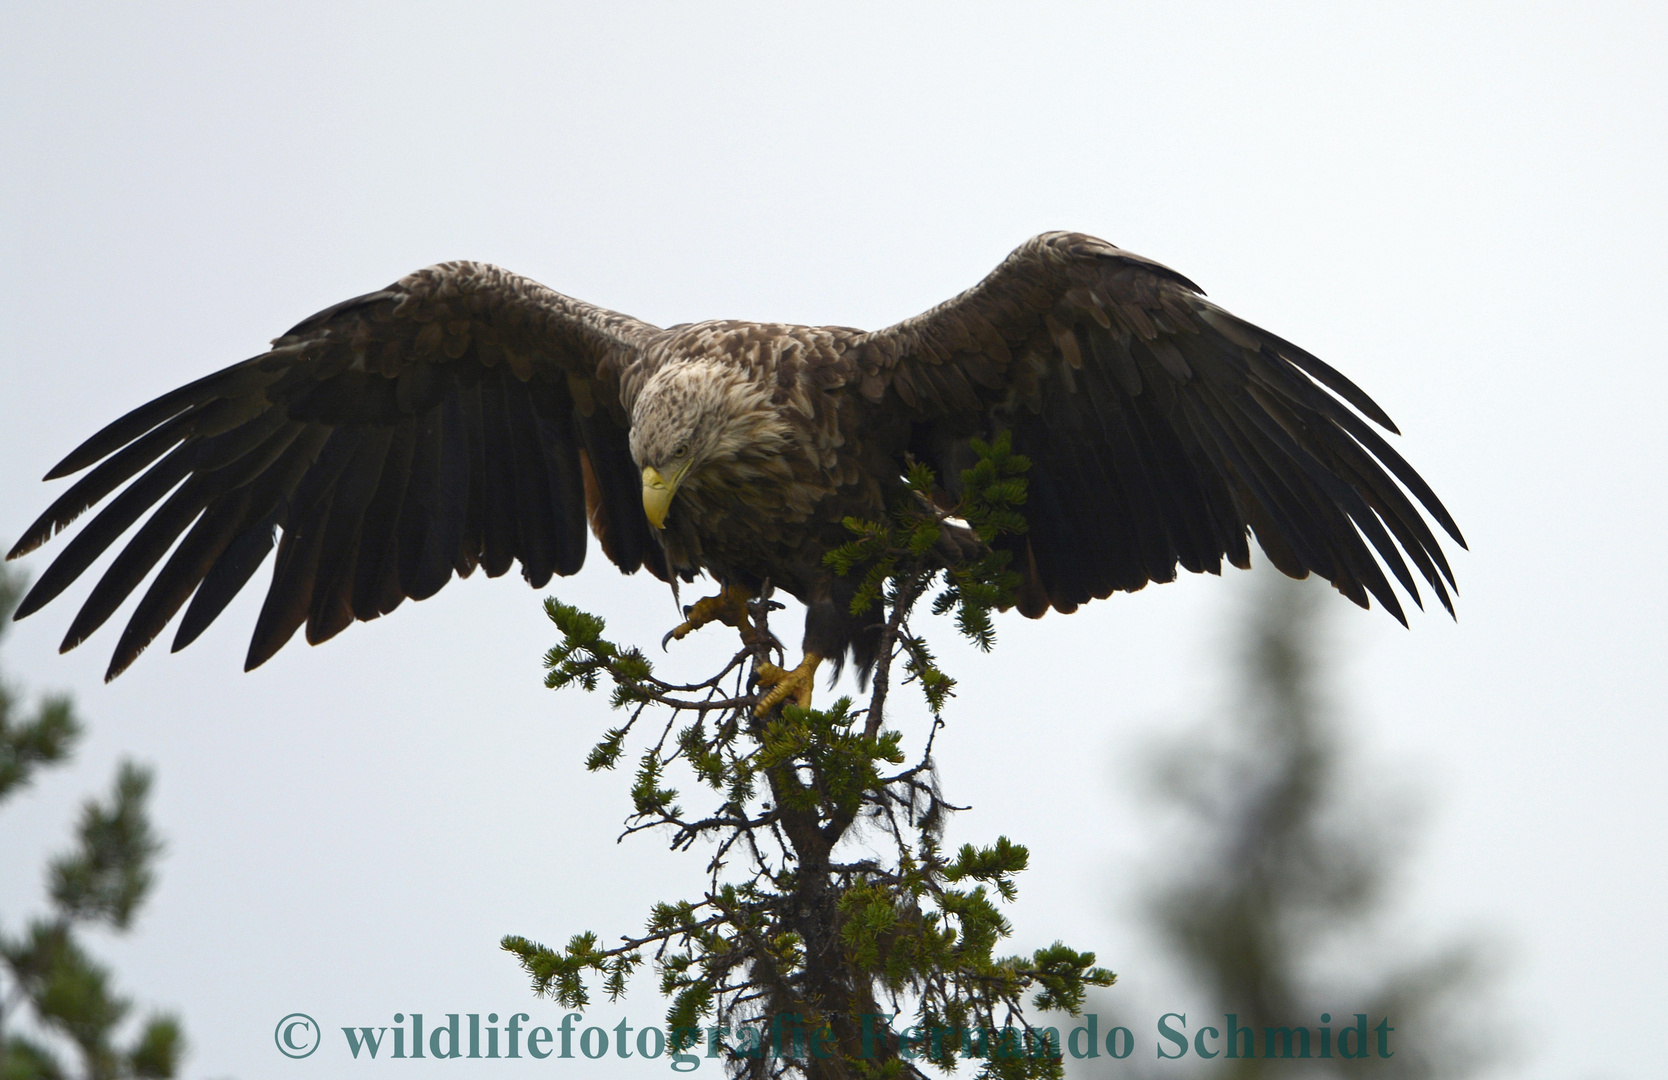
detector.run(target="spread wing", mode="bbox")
[8,262,671,679]
[851,232,1465,621]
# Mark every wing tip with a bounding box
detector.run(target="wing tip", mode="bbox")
[104,648,139,683]
[14,578,60,623]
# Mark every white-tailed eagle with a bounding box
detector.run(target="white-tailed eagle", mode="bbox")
[8,233,1463,708]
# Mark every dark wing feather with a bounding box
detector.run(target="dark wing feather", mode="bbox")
[9,262,667,678]
[348,414,417,621]
[853,231,1464,621]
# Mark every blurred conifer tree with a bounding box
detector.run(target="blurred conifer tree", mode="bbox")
[1104,572,1498,1079]
[0,566,183,1080]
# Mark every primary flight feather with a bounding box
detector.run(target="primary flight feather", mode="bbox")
[8,232,1464,698]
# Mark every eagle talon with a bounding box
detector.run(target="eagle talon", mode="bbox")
[662,584,756,650]
[754,652,824,716]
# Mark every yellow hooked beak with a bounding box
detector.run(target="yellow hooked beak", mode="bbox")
[642,464,684,530]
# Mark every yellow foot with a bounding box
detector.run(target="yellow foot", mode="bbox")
[754,652,824,715]
[662,584,756,649]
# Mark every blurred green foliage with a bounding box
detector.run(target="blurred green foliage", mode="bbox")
[1117,572,1498,1080]
[0,567,183,1080]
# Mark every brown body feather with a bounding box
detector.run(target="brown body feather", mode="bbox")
[8,234,1464,682]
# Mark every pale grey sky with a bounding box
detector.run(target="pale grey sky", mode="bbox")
[1,3,1663,1078]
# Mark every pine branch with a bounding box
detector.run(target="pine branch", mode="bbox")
[505,439,1109,1079]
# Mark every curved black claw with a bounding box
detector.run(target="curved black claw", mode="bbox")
[661,588,751,652]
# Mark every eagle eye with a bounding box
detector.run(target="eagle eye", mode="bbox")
[672,442,690,459]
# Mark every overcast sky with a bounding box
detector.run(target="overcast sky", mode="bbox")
[1,3,1663,1079]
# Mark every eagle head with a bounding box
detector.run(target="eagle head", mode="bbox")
[629,359,782,529]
